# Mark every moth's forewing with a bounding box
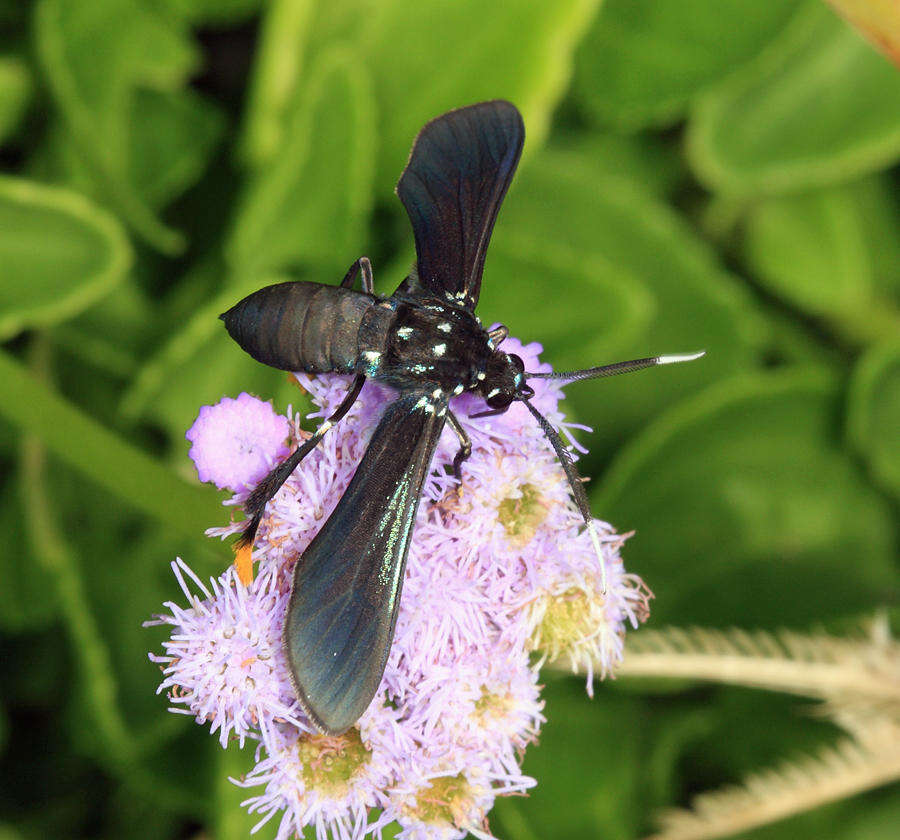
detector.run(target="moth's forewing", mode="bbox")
[396,100,524,311]
[283,392,448,734]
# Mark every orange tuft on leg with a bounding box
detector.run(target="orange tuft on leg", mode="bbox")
[234,543,254,585]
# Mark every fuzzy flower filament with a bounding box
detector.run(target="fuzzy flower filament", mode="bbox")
[149,337,651,839]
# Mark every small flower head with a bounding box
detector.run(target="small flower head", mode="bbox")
[397,772,496,840]
[238,720,394,840]
[186,392,290,491]
[153,335,650,839]
[146,559,305,747]
[525,528,653,689]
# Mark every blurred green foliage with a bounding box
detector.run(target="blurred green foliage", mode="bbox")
[0,1,897,838]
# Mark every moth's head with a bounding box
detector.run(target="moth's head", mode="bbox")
[475,351,534,414]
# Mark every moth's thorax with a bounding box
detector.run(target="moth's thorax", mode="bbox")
[359,298,490,390]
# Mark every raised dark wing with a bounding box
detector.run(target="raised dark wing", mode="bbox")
[283,391,448,734]
[396,100,524,310]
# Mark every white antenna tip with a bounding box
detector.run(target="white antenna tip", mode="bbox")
[657,351,706,365]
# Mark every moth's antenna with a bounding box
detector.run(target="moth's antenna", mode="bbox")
[520,397,611,594]
[527,351,705,383]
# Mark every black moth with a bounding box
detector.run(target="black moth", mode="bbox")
[222,100,703,734]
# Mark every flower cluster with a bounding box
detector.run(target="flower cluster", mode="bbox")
[148,336,652,840]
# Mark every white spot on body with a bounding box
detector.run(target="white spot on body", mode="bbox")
[487,388,500,398]
[432,388,444,399]
[362,349,382,375]
[397,326,413,340]
[476,372,486,381]
[433,343,447,357]
[437,322,452,333]
[452,384,464,396]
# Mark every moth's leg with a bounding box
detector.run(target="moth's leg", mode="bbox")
[339,257,374,294]
[358,257,374,294]
[238,374,366,547]
[445,410,472,481]
[469,406,506,419]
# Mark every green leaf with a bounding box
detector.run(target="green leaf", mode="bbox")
[100,787,186,840]
[0,177,132,341]
[0,464,58,632]
[213,745,258,840]
[158,0,262,25]
[572,0,801,130]
[495,678,643,840]
[550,131,687,196]
[487,147,766,456]
[131,326,304,444]
[130,45,376,428]
[50,278,154,379]
[688,1,900,196]
[52,480,188,729]
[493,677,710,840]
[37,87,223,222]
[117,269,302,431]
[847,174,900,299]
[481,246,655,374]
[34,0,217,253]
[239,0,318,167]
[0,55,31,144]
[361,0,601,194]
[847,337,900,501]
[595,369,897,628]
[839,794,900,840]
[126,88,224,212]
[227,44,376,275]
[37,456,221,808]
[0,348,225,543]
[742,182,900,345]
[19,435,135,767]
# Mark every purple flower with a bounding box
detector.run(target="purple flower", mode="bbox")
[186,392,290,491]
[151,335,651,839]
[146,559,306,748]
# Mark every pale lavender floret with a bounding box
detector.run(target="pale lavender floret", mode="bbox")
[152,335,650,840]
[186,392,290,492]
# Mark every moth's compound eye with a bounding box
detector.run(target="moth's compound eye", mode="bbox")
[486,391,514,410]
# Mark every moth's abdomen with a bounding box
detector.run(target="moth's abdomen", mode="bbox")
[221,281,374,373]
